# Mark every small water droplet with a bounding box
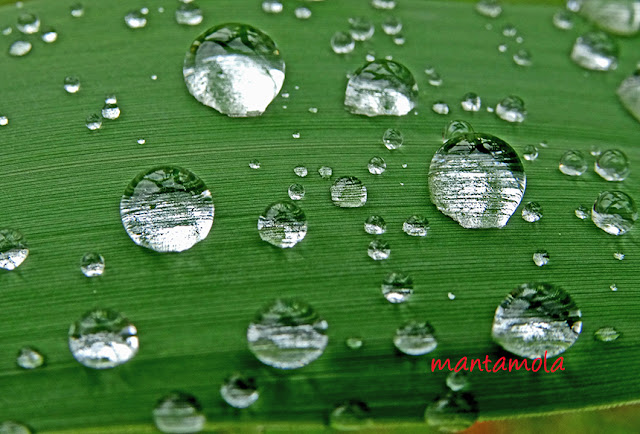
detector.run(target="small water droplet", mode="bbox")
[288,183,305,200]
[580,0,640,36]
[293,165,308,177]
[382,16,402,35]
[594,326,620,342]
[382,128,403,150]
[124,10,147,29]
[516,36,524,44]
[502,24,517,37]
[432,101,450,115]
[613,251,625,260]
[382,272,413,303]
[151,74,158,80]
[443,120,474,142]
[425,392,479,432]
[80,252,105,277]
[0,421,31,434]
[476,0,503,18]
[330,401,373,431]
[460,92,482,112]
[426,71,443,87]
[523,145,538,161]
[0,116,8,126]
[368,156,387,175]
[532,250,550,267]
[567,0,583,13]
[294,6,312,20]
[495,95,527,122]
[105,94,117,104]
[513,48,532,66]
[446,371,469,391]
[553,10,574,29]
[394,320,437,355]
[70,3,84,18]
[137,138,146,145]
[491,282,582,358]
[307,107,318,114]
[522,201,543,222]
[153,392,206,434]
[63,76,81,94]
[2,26,12,36]
[402,215,429,237]
[16,13,39,34]
[183,24,285,117]
[331,177,367,207]
[371,0,396,9]
[428,133,526,229]
[16,346,44,369]
[392,34,405,46]
[575,204,590,220]
[318,166,333,179]
[364,215,386,234]
[8,40,31,56]
[331,31,355,54]
[140,7,149,15]
[368,239,390,260]
[68,308,139,369]
[262,0,283,14]
[559,150,587,176]
[448,292,456,300]
[345,336,364,349]
[101,102,121,120]
[175,3,203,26]
[220,374,259,409]
[258,201,307,248]
[281,91,290,99]
[617,73,640,123]
[571,31,618,71]
[247,299,328,369]
[120,166,214,252]
[610,283,618,291]
[486,106,495,113]
[41,28,57,43]
[349,17,375,41]
[591,190,637,235]
[498,43,508,53]
[249,159,261,169]
[595,149,630,181]
[345,59,418,116]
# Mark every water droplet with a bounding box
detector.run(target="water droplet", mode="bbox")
[137,138,146,145]
[290,132,300,140]
[16,346,44,369]
[476,0,503,18]
[183,24,285,117]
[425,392,479,433]
[140,7,149,15]
[176,3,203,26]
[491,282,582,358]
[308,107,318,113]
[382,128,403,150]
[345,336,363,350]
[330,31,355,54]
[247,299,328,369]
[70,3,84,18]
[8,40,31,57]
[443,120,474,143]
[368,156,387,175]
[151,74,158,80]
[220,374,259,409]
[294,7,312,20]
[293,165,308,177]
[0,229,29,270]
[345,59,418,117]
[101,102,121,120]
[502,24,517,37]
[153,392,206,434]
[523,145,538,161]
[580,0,640,36]
[595,149,630,181]
[394,320,437,355]
[41,28,57,43]
[461,92,482,112]
[120,166,214,252]
[392,35,405,45]
[262,1,283,14]
[403,215,429,237]
[16,13,39,34]
[124,10,147,29]
[0,116,8,126]
[432,101,450,115]
[330,401,373,431]
[371,0,396,9]
[559,150,587,176]
[610,283,618,291]
[498,43,508,53]
[288,183,305,200]
[567,0,583,13]
[575,205,590,220]
[331,176,367,207]
[516,36,524,44]
[571,31,618,71]
[80,252,105,277]
[248,159,261,170]
[594,326,620,342]
[105,94,117,104]
[364,215,386,235]
[553,10,574,29]
[85,113,102,130]
[446,371,469,392]
[365,51,376,62]
[2,26,12,36]
[382,16,402,35]
[426,71,443,87]
[614,251,625,260]
[258,201,307,248]
[349,17,375,41]
[448,292,456,300]
[0,421,31,434]
[532,250,550,266]
[495,95,527,123]
[318,166,333,179]
[68,308,139,369]
[368,239,390,260]
[591,190,637,235]
[617,73,640,123]
[428,133,526,229]
[513,48,532,66]
[382,272,413,303]
[522,201,543,222]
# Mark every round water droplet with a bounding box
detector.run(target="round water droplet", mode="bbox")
[498,43,508,53]
[446,371,469,392]
[580,0,640,36]
[151,74,158,80]
[16,13,39,34]
[105,94,117,104]
[257,201,307,248]
[460,92,482,112]
[120,166,214,252]
[0,421,31,434]
[220,374,259,409]
[591,190,637,235]
[308,107,318,113]
[595,149,630,181]
[16,346,44,369]
[364,215,386,234]
[428,133,526,229]
[382,272,413,303]
[288,183,305,200]
[443,120,474,143]
[137,138,146,145]
[532,250,550,266]
[345,336,363,350]
[610,283,618,291]
[262,1,283,14]
[140,7,149,15]
[594,326,620,342]
[495,95,527,122]
[425,392,479,433]
[382,128,403,150]
[476,0,503,18]
[249,159,261,169]
[571,31,618,71]
[575,204,590,220]
[2,26,12,36]
[41,28,58,43]
[368,156,386,175]
[522,201,543,222]
[183,24,285,117]
[559,150,587,176]
[318,166,333,179]
[247,299,328,369]
[0,116,9,126]
[70,3,84,18]
[124,10,147,28]
[330,401,373,431]
[491,282,582,359]
[523,145,538,161]
[8,40,31,57]
[382,16,402,35]
[617,73,640,123]
[80,252,105,277]
[392,34,405,46]
[294,7,312,20]
[403,215,429,237]
[293,166,308,177]
[345,59,418,117]
[567,0,583,13]
[0,229,28,270]
[85,113,102,130]
[426,71,443,87]
[175,3,203,26]
[349,17,375,41]
[101,102,120,120]
[614,251,625,260]
[394,320,437,355]
[153,392,206,434]
[291,131,300,139]
[330,31,355,54]
[371,0,396,9]
[331,176,367,207]
[513,48,532,66]
[368,239,390,260]
[432,101,450,115]
[553,10,574,29]
[68,308,139,369]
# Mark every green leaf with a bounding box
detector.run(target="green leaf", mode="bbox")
[0,0,638,432]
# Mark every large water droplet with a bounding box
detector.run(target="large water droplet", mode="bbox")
[617,72,640,123]
[403,215,429,237]
[183,24,285,117]
[0,229,28,271]
[428,133,526,229]
[175,3,203,26]
[424,392,479,433]
[247,299,328,369]
[16,13,39,34]
[382,272,413,303]
[571,31,618,71]
[0,421,31,434]
[559,150,587,176]
[495,95,527,123]
[522,201,543,222]
[330,31,355,54]
[368,239,390,260]
[124,10,147,29]
[591,190,637,235]
[16,346,44,369]
[68,308,139,369]
[80,252,105,277]
[491,282,582,359]
[476,0,503,18]
[595,149,630,181]
[329,400,373,431]
[594,326,620,342]
[394,320,437,355]
[443,120,474,143]
[368,156,387,175]
[344,59,418,117]
[257,201,307,248]
[8,40,31,57]
[349,17,375,41]
[331,176,367,207]
[460,92,482,112]
[120,166,214,252]
[383,128,403,150]
[580,0,640,36]
[153,392,206,434]
[220,374,259,409]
